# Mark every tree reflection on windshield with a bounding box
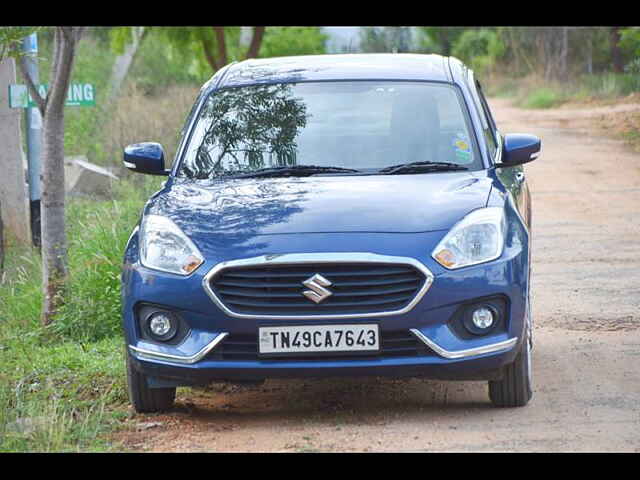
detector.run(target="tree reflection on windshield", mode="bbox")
[182,83,309,179]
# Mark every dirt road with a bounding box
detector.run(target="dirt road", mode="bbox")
[118,98,640,452]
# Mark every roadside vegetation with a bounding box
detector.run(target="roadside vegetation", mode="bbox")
[1,25,328,452]
[1,26,638,452]
[359,27,640,149]
[483,72,640,108]
[0,177,162,451]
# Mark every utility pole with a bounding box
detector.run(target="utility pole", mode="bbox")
[21,32,41,247]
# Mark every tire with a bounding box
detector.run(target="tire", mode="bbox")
[126,351,176,413]
[488,314,533,408]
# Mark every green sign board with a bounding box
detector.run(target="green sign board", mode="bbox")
[9,83,95,108]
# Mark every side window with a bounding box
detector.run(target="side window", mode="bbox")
[476,81,498,134]
[469,78,498,158]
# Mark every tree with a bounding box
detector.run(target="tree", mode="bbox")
[619,27,640,73]
[111,27,328,83]
[418,27,467,56]
[451,28,506,75]
[119,27,265,74]
[107,26,146,103]
[15,27,85,325]
[610,27,625,73]
[497,27,571,80]
[359,27,413,53]
[535,27,570,81]
[259,27,327,58]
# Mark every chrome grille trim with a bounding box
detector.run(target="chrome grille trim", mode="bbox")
[202,252,434,320]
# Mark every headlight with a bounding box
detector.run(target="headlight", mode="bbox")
[432,207,505,269]
[139,215,204,275]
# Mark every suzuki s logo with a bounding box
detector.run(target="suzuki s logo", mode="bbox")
[302,274,333,304]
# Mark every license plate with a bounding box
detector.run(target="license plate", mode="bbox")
[258,324,380,356]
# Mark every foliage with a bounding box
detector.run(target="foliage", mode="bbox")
[108,26,134,55]
[580,72,640,97]
[625,58,640,75]
[0,177,161,343]
[451,28,505,75]
[0,177,161,451]
[113,26,327,80]
[620,27,640,68]
[359,27,413,53]
[0,336,126,452]
[0,26,40,61]
[127,28,204,94]
[259,27,327,58]
[416,27,466,55]
[520,87,565,109]
[51,186,154,341]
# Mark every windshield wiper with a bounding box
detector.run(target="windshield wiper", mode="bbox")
[378,161,469,175]
[228,165,361,179]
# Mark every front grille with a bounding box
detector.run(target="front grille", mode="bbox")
[209,330,431,362]
[208,262,426,317]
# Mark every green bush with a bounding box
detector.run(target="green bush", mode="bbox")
[54,178,162,342]
[580,72,640,97]
[127,29,204,95]
[520,88,565,109]
[451,29,505,75]
[619,27,640,61]
[0,177,161,451]
[0,177,161,343]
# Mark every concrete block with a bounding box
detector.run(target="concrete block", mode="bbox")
[64,156,119,198]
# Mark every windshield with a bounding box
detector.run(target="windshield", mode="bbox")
[178,81,481,179]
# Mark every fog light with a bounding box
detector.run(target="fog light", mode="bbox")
[472,307,495,330]
[147,312,178,341]
[462,304,499,336]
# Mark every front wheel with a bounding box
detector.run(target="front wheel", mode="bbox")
[126,351,176,413]
[488,319,533,407]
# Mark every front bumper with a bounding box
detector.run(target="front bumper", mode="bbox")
[129,330,517,365]
[128,329,519,383]
[123,219,529,384]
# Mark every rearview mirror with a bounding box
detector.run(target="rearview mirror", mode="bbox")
[500,134,541,167]
[123,142,170,175]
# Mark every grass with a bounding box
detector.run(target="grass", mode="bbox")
[0,176,163,452]
[0,338,125,452]
[0,30,201,450]
[520,88,565,109]
[487,71,640,109]
[621,126,640,152]
[101,83,199,169]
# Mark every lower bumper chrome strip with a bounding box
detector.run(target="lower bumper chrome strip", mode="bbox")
[129,332,229,365]
[409,329,518,359]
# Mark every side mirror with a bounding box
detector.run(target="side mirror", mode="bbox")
[123,142,170,175]
[500,134,541,167]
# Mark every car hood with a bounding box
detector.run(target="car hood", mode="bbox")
[147,172,493,240]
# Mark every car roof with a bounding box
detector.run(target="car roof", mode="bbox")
[211,54,454,90]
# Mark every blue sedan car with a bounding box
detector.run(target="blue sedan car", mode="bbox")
[121,54,540,412]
